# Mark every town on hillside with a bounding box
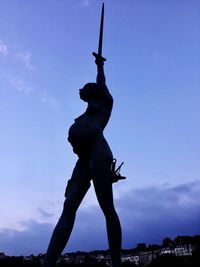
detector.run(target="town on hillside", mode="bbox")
[0,235,200,267]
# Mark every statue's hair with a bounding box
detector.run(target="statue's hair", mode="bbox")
[82,83,99,100]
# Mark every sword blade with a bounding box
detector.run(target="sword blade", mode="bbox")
[98,2,104,57]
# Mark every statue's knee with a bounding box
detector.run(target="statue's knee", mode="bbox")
[101,205,117,219]
[63,198,78,216]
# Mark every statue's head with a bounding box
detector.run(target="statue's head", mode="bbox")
[79,83,99,102]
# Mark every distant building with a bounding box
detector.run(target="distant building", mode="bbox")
[139,251,157,266]
[121,254,139,265]
[174,244,192,256]
[160,248,173,255]
[90,253,105,262]
[160,244,192,257]
[0,240,196,267]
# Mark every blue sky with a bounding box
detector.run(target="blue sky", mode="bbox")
[0,0,200,256]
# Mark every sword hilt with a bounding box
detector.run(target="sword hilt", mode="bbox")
[92,52,106,62]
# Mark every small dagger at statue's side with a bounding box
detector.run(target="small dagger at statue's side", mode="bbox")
[92,2,106,61]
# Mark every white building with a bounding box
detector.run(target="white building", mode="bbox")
[174,245,192,256]
[121,254,139,266]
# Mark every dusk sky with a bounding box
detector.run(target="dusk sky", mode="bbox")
[0,0,200,256]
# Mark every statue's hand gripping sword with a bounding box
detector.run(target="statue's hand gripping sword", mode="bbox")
[92,2,106,61]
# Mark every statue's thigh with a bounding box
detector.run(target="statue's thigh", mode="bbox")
[90,155,112,186]
[64,159,91,209]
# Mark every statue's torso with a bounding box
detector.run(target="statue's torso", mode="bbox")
[68,90,113,155]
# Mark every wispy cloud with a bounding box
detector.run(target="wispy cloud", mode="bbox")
[0,42,35,96]
[0,40,8,57]
[41,90,58,110]
[37,208,54,219]
[1,41,59,109]
[8,74,35,96]
[17,52,34,70]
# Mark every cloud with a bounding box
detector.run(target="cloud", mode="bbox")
[0,181,199,255]
[117,180,200,246]
[41,90,58,110]
[0,220,53,256]
[0,208,106,256]
[17,52,34,70]
[8,74,35,96]
[0,43,58,109]
[0,44,35,96]
[37,208,54,219]
[0,40,8,57]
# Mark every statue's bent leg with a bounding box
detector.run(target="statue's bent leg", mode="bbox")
[42,159,91,267]
[90,153,122,267]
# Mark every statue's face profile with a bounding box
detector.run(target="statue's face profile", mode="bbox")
[79,87,89,102]
[79,83,98,102]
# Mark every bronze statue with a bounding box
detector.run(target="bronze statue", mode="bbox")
[42,4,123,267]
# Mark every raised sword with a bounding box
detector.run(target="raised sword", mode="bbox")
[92,2,106,61]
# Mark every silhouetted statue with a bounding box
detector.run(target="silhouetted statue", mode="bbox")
[42,54,122,267]
[42,4,122,267]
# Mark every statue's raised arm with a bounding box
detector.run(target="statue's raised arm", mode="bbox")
[94,55,106,88]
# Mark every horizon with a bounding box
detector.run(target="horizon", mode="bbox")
[0,234,199,257]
